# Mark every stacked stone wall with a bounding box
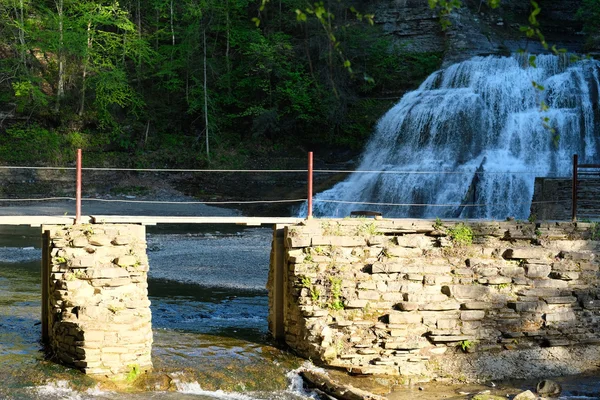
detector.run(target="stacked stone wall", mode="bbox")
[276,219,600,381]
[531,177,600,220]
[43,224,152,376]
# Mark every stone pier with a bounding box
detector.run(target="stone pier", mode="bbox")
[268,218,600,381]
[41,224,152,376]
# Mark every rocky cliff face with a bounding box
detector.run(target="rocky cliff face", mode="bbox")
[372,0,585,64]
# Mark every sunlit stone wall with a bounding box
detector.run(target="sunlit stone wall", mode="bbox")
[273,219,600,381]
[42,224,152,376]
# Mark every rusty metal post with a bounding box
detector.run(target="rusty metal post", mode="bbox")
[307,152,313,219]
[75,148,82,224]
[572,154,578,222]
[41,229,50,344]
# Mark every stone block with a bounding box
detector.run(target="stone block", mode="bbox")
[287,237,311,248]
[534,279,568,288]
[385,247,423,258]
[487,276,512,285]
[358,290,380,300]
[499,265,524,277]
[551,259,580,271]
[112,235,131,246]
[405,293,448,303]
[329,236,367,247]
[88,235,112,247]
[427,335,472,343]
[461,311,486,321]
[579,262,599,271]
[507,301,547,312]
[358,281,377,290]
[397,302,419,311]
[385,341,427,350]
[388,312,422,324]
[382,293,405,302]
[453,268,474,276]
[559,251,593,261]
[525,264,551,278]
[367,236,386,246]
[87,267,129,279]
[503,248,553,260]
[477,267,499,277]
[72,236,89,248]
[71,256,96,268]
[419,301,460,311]
[401,282,426,293]
[96,278,131,287]
[395,235,434,248]
[83,330,105,342]
[549,271,579,281]
[582,300,600,309]
[115,255,137,267]
[437,318,458,329]
[434,275,453,285]
[442,285,489,300]
[544,311,576,323]
[516,288,561,298]
[512,277,531,285]
[345,300,368,309]
[461,302,493,310]
[423,265,452,274]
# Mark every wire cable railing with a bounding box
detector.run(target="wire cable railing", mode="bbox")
[0,150,595,221]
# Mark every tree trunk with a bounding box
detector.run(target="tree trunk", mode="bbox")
[203,27,210,162]
[79,21,93,116]
[16,0,26,68]
[137,0,142,68]
[55,0,64,113]
[170,0,175,46]
[225,0,231,93]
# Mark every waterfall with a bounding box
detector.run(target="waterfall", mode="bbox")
[310,54,600,219]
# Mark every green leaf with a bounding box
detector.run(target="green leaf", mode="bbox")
[528,55,537,68]
[295,9,307,22]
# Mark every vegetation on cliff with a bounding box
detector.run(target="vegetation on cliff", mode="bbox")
[0,0,442,167]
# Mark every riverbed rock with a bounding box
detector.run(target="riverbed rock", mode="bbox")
[513,390,537,400]
[536,379,562,397]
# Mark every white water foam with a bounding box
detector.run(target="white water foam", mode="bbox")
[307,54,600,219]
[173,377,259,400]
[284,362,326,399]
[32,380,111,399]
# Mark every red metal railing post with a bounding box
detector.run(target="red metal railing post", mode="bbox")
[75,148,82,224]
[572,153,578,222]
[307,152,313,219]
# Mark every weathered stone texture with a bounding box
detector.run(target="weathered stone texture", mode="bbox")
[270,219,600,380]
[43,224,152,376]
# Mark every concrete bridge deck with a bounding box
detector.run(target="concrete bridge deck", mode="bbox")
[0,215,304,227]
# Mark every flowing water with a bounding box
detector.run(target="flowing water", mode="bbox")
[309,54,600,219]
[0,225,599,399]
[0,225,307,399]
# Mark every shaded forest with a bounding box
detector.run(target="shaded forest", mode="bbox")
[0,0,443,167]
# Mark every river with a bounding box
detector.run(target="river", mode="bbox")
[0,224,598,399]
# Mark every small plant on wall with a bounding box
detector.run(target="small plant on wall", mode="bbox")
[328,277,344,311]
[447,223,473,246]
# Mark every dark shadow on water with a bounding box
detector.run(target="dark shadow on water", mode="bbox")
[148,277,278,346]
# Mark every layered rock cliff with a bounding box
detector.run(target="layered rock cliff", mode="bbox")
[371,0,586,64]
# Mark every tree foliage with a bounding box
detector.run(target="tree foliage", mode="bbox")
[0,0,444,166]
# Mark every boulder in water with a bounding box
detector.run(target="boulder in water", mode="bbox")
[536,379,562,397]
[513,390,538,400]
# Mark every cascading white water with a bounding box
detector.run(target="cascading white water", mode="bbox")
[310,54,600,219]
